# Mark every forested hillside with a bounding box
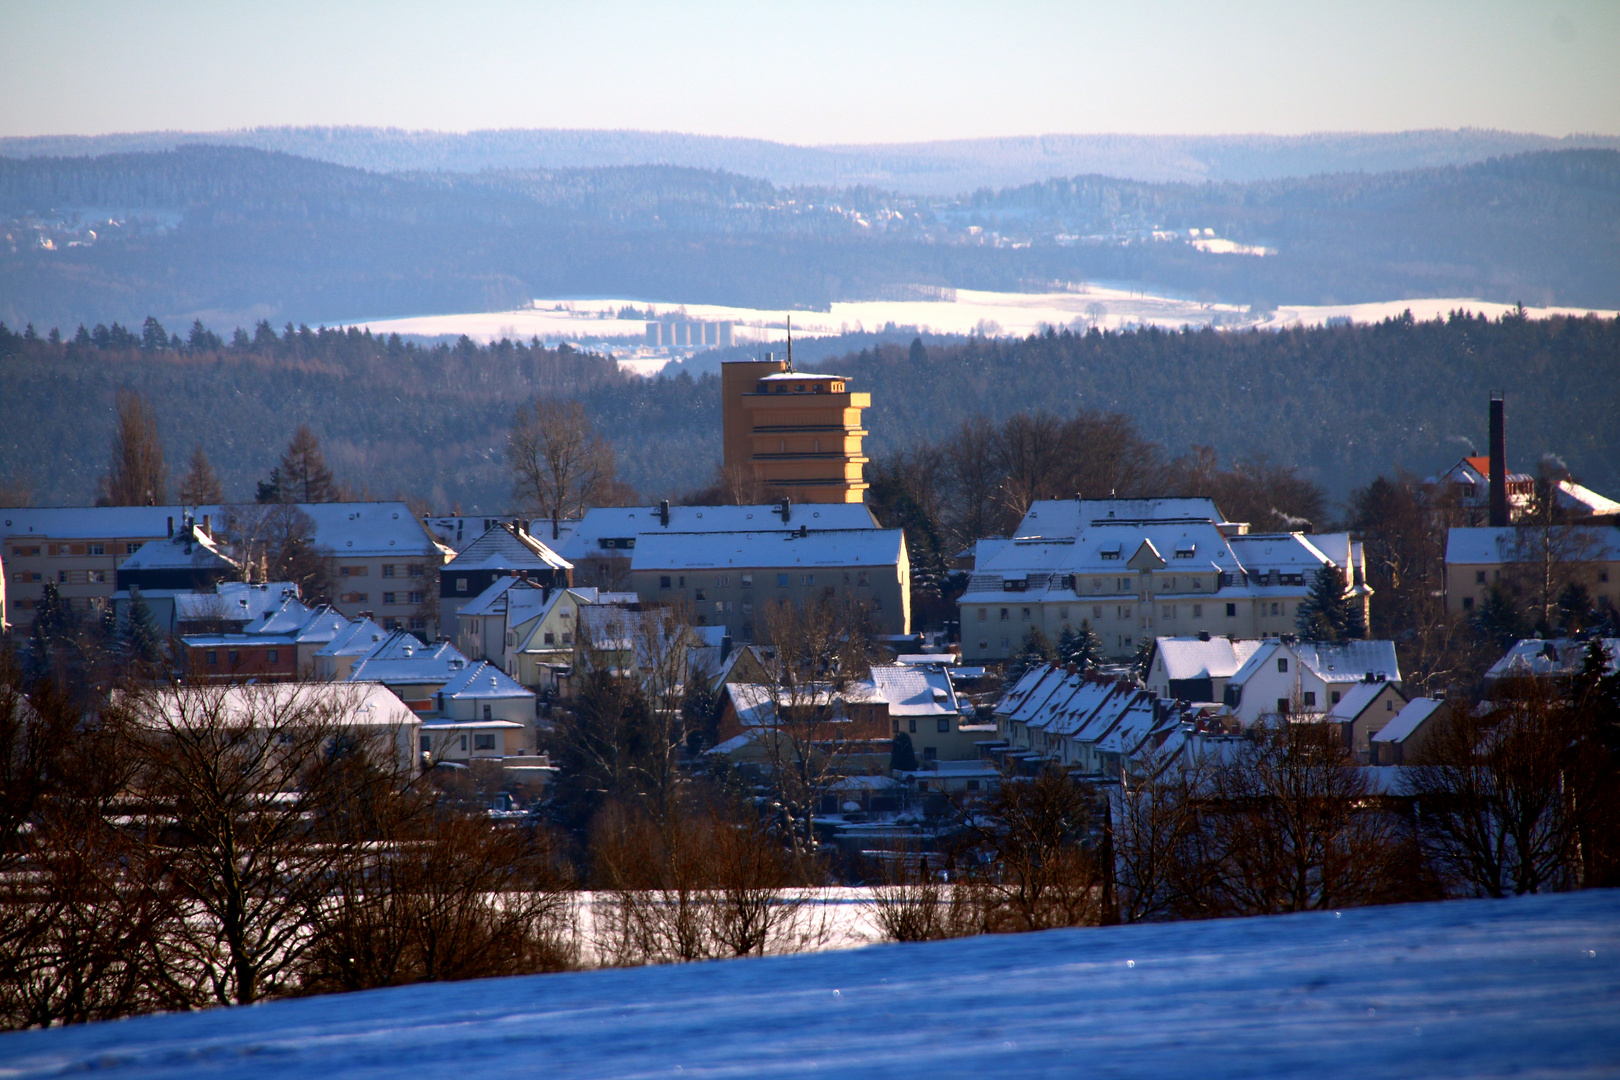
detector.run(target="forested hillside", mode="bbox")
[4,125,1617,190]
[2,312,1614,514]
[3,147,1617,332]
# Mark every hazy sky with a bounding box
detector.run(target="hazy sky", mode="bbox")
[2,0,1617,143]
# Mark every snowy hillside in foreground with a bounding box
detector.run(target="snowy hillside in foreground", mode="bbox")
[3,891,1617,1079]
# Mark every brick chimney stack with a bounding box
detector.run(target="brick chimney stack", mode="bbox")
[1489,393,1509,528]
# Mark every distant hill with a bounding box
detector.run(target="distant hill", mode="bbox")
[1,145,1616,332]
[3,126,1618,192]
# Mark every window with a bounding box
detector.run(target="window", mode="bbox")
[455,578,468,593]
[91,570,105,583]
[561,633,572,645]
[228,650,240,664]
[1475,570,1486,584]
[1192,604,1202,617]
[87,543,105,556]
[1058,606,1069,621]
[409,617,426,631]
[482,705,492,720]
[543,632,555,645]
[717,575,730,587]
[340,565,368,577]
[420,735,431,754]
[777,574,789,587]
[384,618,400,630]
[937,717,950,733]
[695,589,706,601]
[660,575,672,589]
[1021,607,1031,620]
[1162,605,1174,619]
[800,574,814,586]
[459,735,468,752]
[408,564,425,577]
[742,601,753,615]
[1331,691,1342,705]
[977,607,987,622]
[1303,691,1316,708]
[1270,602,1280,616]
[966,779,981,792]
[383,592,396,605]
[908,719,917,733]
[999,606,1009,621]
[409,591,424,604]
[1226,603,1237,617]
[1462,596,1475,611]
[857,571,868,586]
[1277,658,1289,672]
[382,565,396,577]
[1276,698,1290,715]
[267,649,279,663]
[58,571,67,583]
[205,650,218,665]
[474,733,496,751]
[979,640,988,651]
[1386,699,1395,711]
[1117,605,1131,619]
[741,574,753,588]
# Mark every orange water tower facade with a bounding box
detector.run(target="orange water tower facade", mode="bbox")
[721,358,870,504]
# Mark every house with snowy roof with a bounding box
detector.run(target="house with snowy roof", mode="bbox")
[181,597,363,681]
[1371,697,1450,765]
[1221,638,1400,725]
[1484,637,1620,687]
[957,497,1368,664]
[1145,635,1264,704]
[172,581,302,634]
[991,663,1180,778]
[347,630,477,712]
[629,526,910,639]
[1434,456,1536,524]
[1324,678,1409,763]
[1444,525,1620,618]
[438,521,572,639]
[313,617,387,680]
[842,664,989,762]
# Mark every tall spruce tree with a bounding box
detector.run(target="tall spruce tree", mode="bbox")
[122,586,164,670]
[1295,564,1365,641]
[1057,620,1103,671]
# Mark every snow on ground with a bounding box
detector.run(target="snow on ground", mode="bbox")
[4,891,1617,1079]
[350,288,1617,372]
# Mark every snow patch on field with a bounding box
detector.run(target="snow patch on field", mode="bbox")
[3,891,1617,1079]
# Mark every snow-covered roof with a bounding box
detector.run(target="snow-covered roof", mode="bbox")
[1228,639,1400,688]
[173,582,301,624]
[118,527,238,573]
[0,502,450,559]
[457,575,554,618]
[1372,698,1445,744]
[858,665,958,716]
[1154,637,1262,682]
[128,682,418,730]
[242,595,316,635]
[1325,680,1399,722]
[1016,498,1229,536]
[1556,480,1620,517]
[725,682,842,727]
[348,632,472,684]
[1486,637,1620,681]
[436,660,534,701]
[1447,525,1620,565]
[554,503,879,561]
[444,523,571,573]
[631,528,904,571]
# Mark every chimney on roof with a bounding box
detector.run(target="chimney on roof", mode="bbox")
[779,497,791,523]
[798,524,808,538]
[166,516,174,537]
[201,514,210,536]
[1488,393,1509,527]
[659,499,670,527]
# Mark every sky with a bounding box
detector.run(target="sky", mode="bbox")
[2,0,1618,144]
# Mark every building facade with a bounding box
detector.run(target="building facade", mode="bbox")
[721,359,870,504]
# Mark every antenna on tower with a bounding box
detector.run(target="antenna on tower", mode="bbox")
[786,315,793,371]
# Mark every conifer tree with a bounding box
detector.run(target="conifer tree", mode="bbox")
[890,731,918,772]
[1294,564,1365,641]
[277,426,337,503]
[179,443,225,505]
[1057,620,1103,671]
[122,586,164,669]
[1006,626,1056,685]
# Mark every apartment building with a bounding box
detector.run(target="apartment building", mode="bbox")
[437,522,573,640]
[628,526,910,639]
[1444,525,1620,617]
[957,498,1369,663]
[721,358,871,504]
[1,502,452,631]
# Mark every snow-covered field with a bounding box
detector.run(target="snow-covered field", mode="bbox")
[352,287,1617,365]
[3,890,1616,1079]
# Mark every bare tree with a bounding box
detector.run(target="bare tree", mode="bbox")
[943,414,1006,545]
[221,502,331,599]
[178,443,224,505]
[100,389,167,506]
[121,682,386,1005]
[507,398,616,540]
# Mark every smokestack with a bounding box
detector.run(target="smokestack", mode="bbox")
[1489,393,1508,527]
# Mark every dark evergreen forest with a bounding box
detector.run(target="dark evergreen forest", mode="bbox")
[1,312,1614,514]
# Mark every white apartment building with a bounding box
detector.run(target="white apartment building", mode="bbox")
[957,498,1369,663]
